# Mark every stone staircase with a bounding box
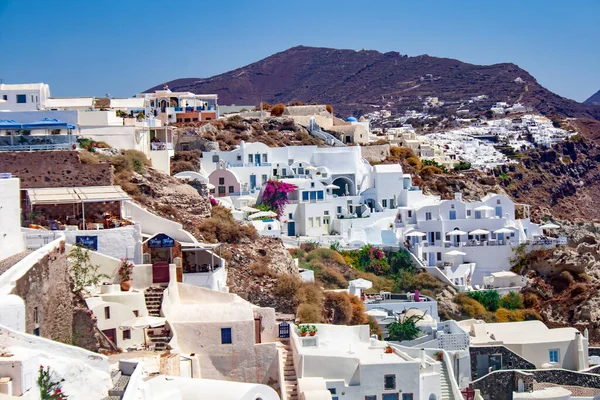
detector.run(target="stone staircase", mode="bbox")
[144,286,165,317]
[440,360,455,400]
[279,339,299,400]
[144,286,170,351]
[101,369,131,400]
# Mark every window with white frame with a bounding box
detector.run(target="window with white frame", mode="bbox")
[382,199,387,208]
[16,94,26,103]
[425,212,432,221]
[308,217,313,228]
[316,217,321,227]
[549,349,559,363]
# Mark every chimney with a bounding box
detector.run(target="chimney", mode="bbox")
[454,192,462,201]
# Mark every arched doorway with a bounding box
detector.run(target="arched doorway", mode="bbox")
[331,176,355,197]
[429,394,437,400]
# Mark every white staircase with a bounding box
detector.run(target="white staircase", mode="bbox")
[278,339,298,400]
[440,361,455,400]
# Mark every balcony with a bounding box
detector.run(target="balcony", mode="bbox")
[150,142,173,151]
[0,135,74,152]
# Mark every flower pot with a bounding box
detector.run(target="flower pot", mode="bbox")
[309,332,316,337]
[120,280,132,291]
[300,332,307,337]
[385,347,393,354]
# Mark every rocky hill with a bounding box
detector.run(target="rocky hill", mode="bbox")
[585,90,600,106]
[147,46,600,120]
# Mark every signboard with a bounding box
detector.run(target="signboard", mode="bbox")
[556,236,568,245]
[75,235,98,251]
[148,233,175,248]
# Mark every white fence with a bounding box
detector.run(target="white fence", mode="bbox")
[23,231,62,250]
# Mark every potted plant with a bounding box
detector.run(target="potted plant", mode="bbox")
[118,258,135,291]
[385,345,393,354]
[434,351,443,361]
[299,325,309,337]
[309,325,318,336]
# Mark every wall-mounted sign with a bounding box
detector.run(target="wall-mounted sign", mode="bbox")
[148,233,175,248]
[76,235,98,251]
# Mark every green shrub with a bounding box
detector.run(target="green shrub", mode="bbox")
[455,293,486,318]
[467,290,500,312]
[499,292,524,310]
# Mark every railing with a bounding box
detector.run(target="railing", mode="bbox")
[0,144,72,152]
[226,162,272,168]
[24,231,62,250]
[150,142,173,151]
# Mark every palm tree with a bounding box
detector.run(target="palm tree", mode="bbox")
[386,312,425,342]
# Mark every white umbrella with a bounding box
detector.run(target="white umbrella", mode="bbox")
[493,228,513,234]
[406,231,426,237]
[120,316,166,330]
[237,195,256,202]
[540,223,560,229]
[248,211,277,219]
[469,229,490,235]
[325,184,340,189]
[349,278,373,290]
[206,183,215,190]
[366,309,388,318]
[474,205,494,211]
[241,206,259,213]
[446,230,467,236]
[304,166,316,171]
[445,250,466,256]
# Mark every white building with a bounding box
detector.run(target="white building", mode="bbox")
[292,324,444,400]
[0,83,50,111]
[397,192,550,288]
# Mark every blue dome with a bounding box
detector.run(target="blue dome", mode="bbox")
[346,116,358,122]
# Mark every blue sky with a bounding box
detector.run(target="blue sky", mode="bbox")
[1,0,598,102]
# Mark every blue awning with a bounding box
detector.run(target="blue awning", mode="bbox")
[21,118,76,130]
[0,120,23,129]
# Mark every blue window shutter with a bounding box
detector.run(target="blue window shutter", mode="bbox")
[221,328,232,344]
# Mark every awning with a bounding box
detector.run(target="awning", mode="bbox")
[26,186,130,205]
[119,316,165,330]
[469,229,490,235]
[0,120,22,129]
[21,118,76,130]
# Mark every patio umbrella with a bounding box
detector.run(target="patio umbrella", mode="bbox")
[539,223,560,230]
[349,278,373,290]
[0,120,23,129]
[469,229,489,235]
[446,230,467,236]
[120,315,166,349]
[248,211,277,219]
[405,231,426,237]
[21,118,76,130]
[241,206,259,213]
[206,183,215,190]
[366,309,388,318]
[237,195,256,202]
[325,184,340,189]
[445,250,466,256]
[493,228,513,234]
[304,166,316,171]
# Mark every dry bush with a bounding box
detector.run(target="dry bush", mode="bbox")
[273,274,303,300]
[325,104,333,114]
[248,261,276,278]
[455,293,486,318]
[172,150,201,164]
[305,248,346,265]
[316,266,348,289]
[420,165,442,177]
[390,146,415,160]
[298,282,324,306]
[324,291,353,325]
[523,293,540,308]
[288,248,306,259]
[123,150,151,173]
[271,104,285,116]
[171,160,196,174]
[355,271,394,293]
[495,307,526,322]
[405,156,422,170]
[114,170,140,196]
[349,295,369,325]
[297,303,324,323]
[78,150,100,164]
[197,206,258,243]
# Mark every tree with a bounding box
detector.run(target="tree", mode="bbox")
[499,292,524,310]
[271,103,285,116]
[38,365,67,399]
[68,245,109,294]
[259,179,296,218]
[386,313,425,342]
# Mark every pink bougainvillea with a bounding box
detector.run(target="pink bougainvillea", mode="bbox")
[260,180,296,218]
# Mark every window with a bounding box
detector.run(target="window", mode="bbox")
[467,210,472,217]
[228,186,234,193]
[308,217,313,228]
[34,307,39,324]
[389,199,394,208]
[31,95,34,102]
[408,210,412,217]
[16,94,26,103]
[328,389,338,400]
[402,394,414,400]
[221,328,232,344]
[123,329,131,340]
[475,211,482,219]
[383,395,399,400]
[104,306,111,320]
[302,192,309,201]
[317,191,324,200]
[184,118,191,123]
[248,155,253,163]
[384,374,396,390]
[219,177,225,185]
[237,154,242,161]
[365,396,377,400]
[282,168,287,176]
[2,95,6,101]
[437,252,442,261]
[311,182,315,188]
[262,154,268,163]
[218,186,226,194]
[298,167,304,175]
[497,199,501,204]
[425,212,432,221]
[133,310,139,317]
[273,169,278,176]
[324,211,329,215]
[316,217,321,227]
[435,232,441,240]
[212,155,219,162]
[382,199,387,208]
[288,213,293,219]
[337,206,342,214]
[262,174,268,183]
[549,349,559,363]
[449,210,457,220]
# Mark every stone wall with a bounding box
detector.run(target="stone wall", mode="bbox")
[0,150,113,188]
[589,347,600,357]
[470,370,534,400]
[361,144,391,163]
[531,369,600,388]
[11,241,74,343]
[470,346,536,380]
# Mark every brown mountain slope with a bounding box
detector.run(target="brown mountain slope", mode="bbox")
[585,90,600,106]
[147,46,600,119]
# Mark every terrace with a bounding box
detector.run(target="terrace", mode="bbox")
[0,118,76,152]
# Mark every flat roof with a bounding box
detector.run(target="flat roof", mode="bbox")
[45,97,94,108]
[26,185,130,204]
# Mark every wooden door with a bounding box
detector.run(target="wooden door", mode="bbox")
[254,318,261,344]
